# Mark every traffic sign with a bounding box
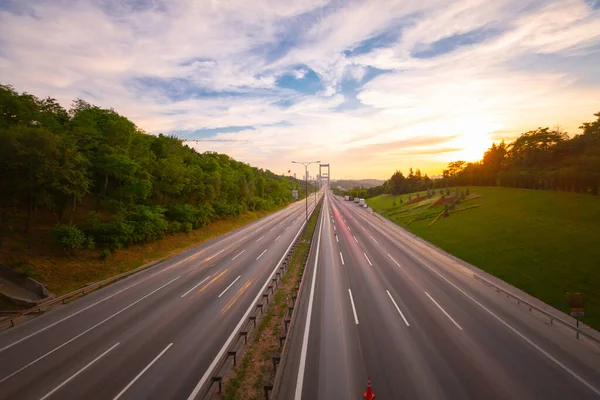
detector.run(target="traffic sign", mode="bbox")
[570,311,585,317]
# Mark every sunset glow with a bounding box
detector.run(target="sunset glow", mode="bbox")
[1,0,599,179]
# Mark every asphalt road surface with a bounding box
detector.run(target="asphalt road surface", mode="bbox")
[0,196,319,400]
[278,191,600,400]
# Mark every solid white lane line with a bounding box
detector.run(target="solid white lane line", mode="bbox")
[214,249,225,257]
[256,236,264,242]
[369,235,379,245]
[112,343,173,400]
[187,203,315,400]
[40,342,120,400]
[0,277,180,384]
[335,235,339,243]
[364,253,373,266]
[387,253,401,268]
[181,276,211,298]
[219,276,241,298]
[425,292,463,330]
[0,273,152,353]
[353,235,358,243]
[416,260,600,396]
[386,291,410,326]
[293,206,325,400]
[232,249,246,261]
[275,235,281,242]
[339,252,345,265]
[256,249,268,260]
[348,289,359,325]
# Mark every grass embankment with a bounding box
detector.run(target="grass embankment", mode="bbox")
[0,206,285,297]
[367,187,600,331]
[223,201,321,400]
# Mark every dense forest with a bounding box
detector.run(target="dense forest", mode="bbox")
[0,84,309,256]
[355,112,600,198]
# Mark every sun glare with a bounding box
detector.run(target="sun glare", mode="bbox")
[445,116,497,162]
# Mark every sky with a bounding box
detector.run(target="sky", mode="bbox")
[1,0,600,179]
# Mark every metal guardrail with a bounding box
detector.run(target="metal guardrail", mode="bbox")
[0,201,311,329]
[0,259,163,328]
[473,274,600,345]
[270,198,323,400]
[201,198,322,399]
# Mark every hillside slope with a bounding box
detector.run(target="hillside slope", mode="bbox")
[367,187,600,331]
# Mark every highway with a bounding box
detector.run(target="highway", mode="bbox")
[0,196,319,400]
[278,191,600,399]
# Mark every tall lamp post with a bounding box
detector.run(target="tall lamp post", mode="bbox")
[292,160,320,222]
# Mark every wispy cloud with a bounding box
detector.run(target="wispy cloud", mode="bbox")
[1,0,599,178]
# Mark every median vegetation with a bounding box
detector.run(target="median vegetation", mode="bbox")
[0,83,313,295]
[223,200,321,400]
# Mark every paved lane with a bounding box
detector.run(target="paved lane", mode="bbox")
[280,191,600,400]
[0,196,320,400]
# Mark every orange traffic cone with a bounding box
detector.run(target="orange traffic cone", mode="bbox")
[364,376,375,400]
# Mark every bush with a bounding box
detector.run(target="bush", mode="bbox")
[170,221,183,233]
[100,248,111,261]
[214,202,244,218]
[127,205,169,243]
[81,212,135,250]
[54,224,88,255]
[166,204,212,229]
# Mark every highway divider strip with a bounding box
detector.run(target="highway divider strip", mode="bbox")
[270,198,324,399]
[186,197,322,399]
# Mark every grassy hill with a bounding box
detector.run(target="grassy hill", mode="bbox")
[367,187,600,331]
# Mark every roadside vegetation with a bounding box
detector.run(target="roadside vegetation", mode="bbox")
[0,83,313,294]
[223,201,321,399]
[347,111,600,200]
[367,187,600,331]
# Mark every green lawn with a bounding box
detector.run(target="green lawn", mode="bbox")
[367,187,600,331]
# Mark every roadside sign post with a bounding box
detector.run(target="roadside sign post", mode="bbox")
[566,293,584,333]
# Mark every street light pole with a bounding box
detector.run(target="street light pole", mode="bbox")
[291,160,320,222]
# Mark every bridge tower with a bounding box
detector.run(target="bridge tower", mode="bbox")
[319,164,330,188]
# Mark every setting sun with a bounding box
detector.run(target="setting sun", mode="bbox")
[444,116,497,162]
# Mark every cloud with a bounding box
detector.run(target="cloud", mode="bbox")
[1,0,600,179]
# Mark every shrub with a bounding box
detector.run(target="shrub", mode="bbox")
[100,248,111,261]
[166,204,212,228]
[54,224,87,256]
[170,221,183,233]
[127,205,169,243]
[81,212,135,250]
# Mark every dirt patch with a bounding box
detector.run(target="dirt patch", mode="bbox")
[406,195,428,205]
[430,196,456,208]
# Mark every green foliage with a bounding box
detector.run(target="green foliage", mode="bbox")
[81,212,135,250]
[439,115,600,194]
[400,187,600,331]
[0,84,302,252]
[99,248,111,261]
[127,205,169,243]
[54,224,89,255]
